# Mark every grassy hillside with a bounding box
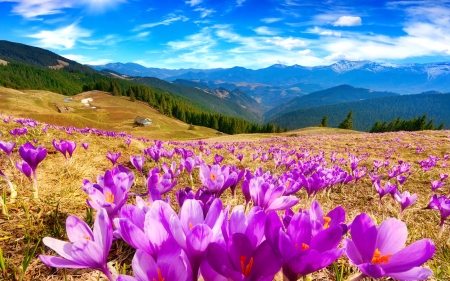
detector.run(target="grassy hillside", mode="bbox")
[264,84,399,121]
[0,40,96,74]
[0,87,219,140]
[270,94,450,131]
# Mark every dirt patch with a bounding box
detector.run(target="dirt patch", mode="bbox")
[48,59,69,70]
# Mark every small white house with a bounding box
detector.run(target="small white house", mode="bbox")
[81,98,93,105]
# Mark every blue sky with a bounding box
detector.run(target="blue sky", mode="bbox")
[0,0,449,69]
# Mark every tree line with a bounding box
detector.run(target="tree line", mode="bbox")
[0,62,284,134]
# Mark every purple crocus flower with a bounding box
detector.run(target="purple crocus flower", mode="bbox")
[176,187,195,208]
[374,181,396,204]
[344,213,435,280]
[106,151,121,166]
[117,247,189,281]
[205,233,283,281]
[16,160,32,178]
[169,199,225,279]
[0,140,15,159]
[431,180,446,192]
[236,153,243,162]
[19,142,47,198]
[53,140,77,160]
[130,154,146,183]
[82,167,134,218]
[81,142,89,150]
[425,194,450,234]
[39,209,115,281]
[213,154,224,165]
[308,200,347,235]
[147,168,177,195]
[392,191,417,216]
[265,211,343,280]
[242,176,299,212]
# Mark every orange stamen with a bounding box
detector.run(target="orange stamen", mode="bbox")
[210,173,216,181]
[286,180,291,187]
[301,243,309,250]
[239,256,253,277]
[189,222,193,229]
[152,268,165,281]
[105,192,114,203]
[371,249,392,264]
[83,235,91,240]
[323,216,332,229]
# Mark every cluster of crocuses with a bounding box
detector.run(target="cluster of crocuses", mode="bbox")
[0,140,47,200]
[38,153,437,280]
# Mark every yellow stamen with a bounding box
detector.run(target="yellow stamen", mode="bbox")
[371,248,392,264]
[323,216,332,229]
[105,192,114,203]
[210,173,216,181]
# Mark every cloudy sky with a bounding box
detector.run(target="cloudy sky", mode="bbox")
[1,0,450,69]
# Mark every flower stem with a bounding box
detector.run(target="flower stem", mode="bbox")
[32,174,38,199]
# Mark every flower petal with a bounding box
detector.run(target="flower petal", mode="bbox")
[376,218,407,256]
[387,267,434,280]
[42,237,74,261]
[350,213,377,263]
[39,255,88,269]
[381,239,435,273]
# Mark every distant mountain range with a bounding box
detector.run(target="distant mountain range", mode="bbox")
[90,62,221,79]
[264,85,399,121]
[91,60,450,95]
[269,94,450,131]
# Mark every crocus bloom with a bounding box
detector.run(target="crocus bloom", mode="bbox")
[16,160,32,178]
[425,195,450,233]
[169,199,225,279]
[19,142,47,198]
[206,233,283,281]
[39,209,115,281]
[82,167,134,218]
[246,176,299,212]
[265,211,343,280]
[81,142,89,150]
[130,154,146,183]
[431,180,445,192]
[374,181,396,204]
[308,200,347,235]
[0,140,15,159]
[392,191,417,216]
[106,151,121,166]
[147,168,177,195]
[344,213,435,280]
[116,247,188,281]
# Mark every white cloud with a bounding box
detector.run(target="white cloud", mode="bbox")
[308,27,342,37]
[136,32,150,38]
[61,54,112,65]
[28,23,91,49]
[0,0,125,18]
[333,16,362,26]
[324,52,358,61]
[194,7,215,18]
[298,49,312,55]
[134,14,189,31]
[254,26,278,35]
[167,28,215,51]
[266,36,307,50]
[185,0,202,7]
[261,17,283,23]
[236,0,246,6]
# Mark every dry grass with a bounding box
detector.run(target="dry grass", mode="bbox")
[0,88,449,280]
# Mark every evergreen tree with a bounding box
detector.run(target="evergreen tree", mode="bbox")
[128,87,136,102]
[111,86,119,96]
[319,116,328,127]
[338,110,353,130]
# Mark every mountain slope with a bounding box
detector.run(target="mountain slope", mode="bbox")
[269,94,450,131]
[264,85,399,121]
[172,79,265,118]
[99,71,262,123]
[0,40,96,74]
